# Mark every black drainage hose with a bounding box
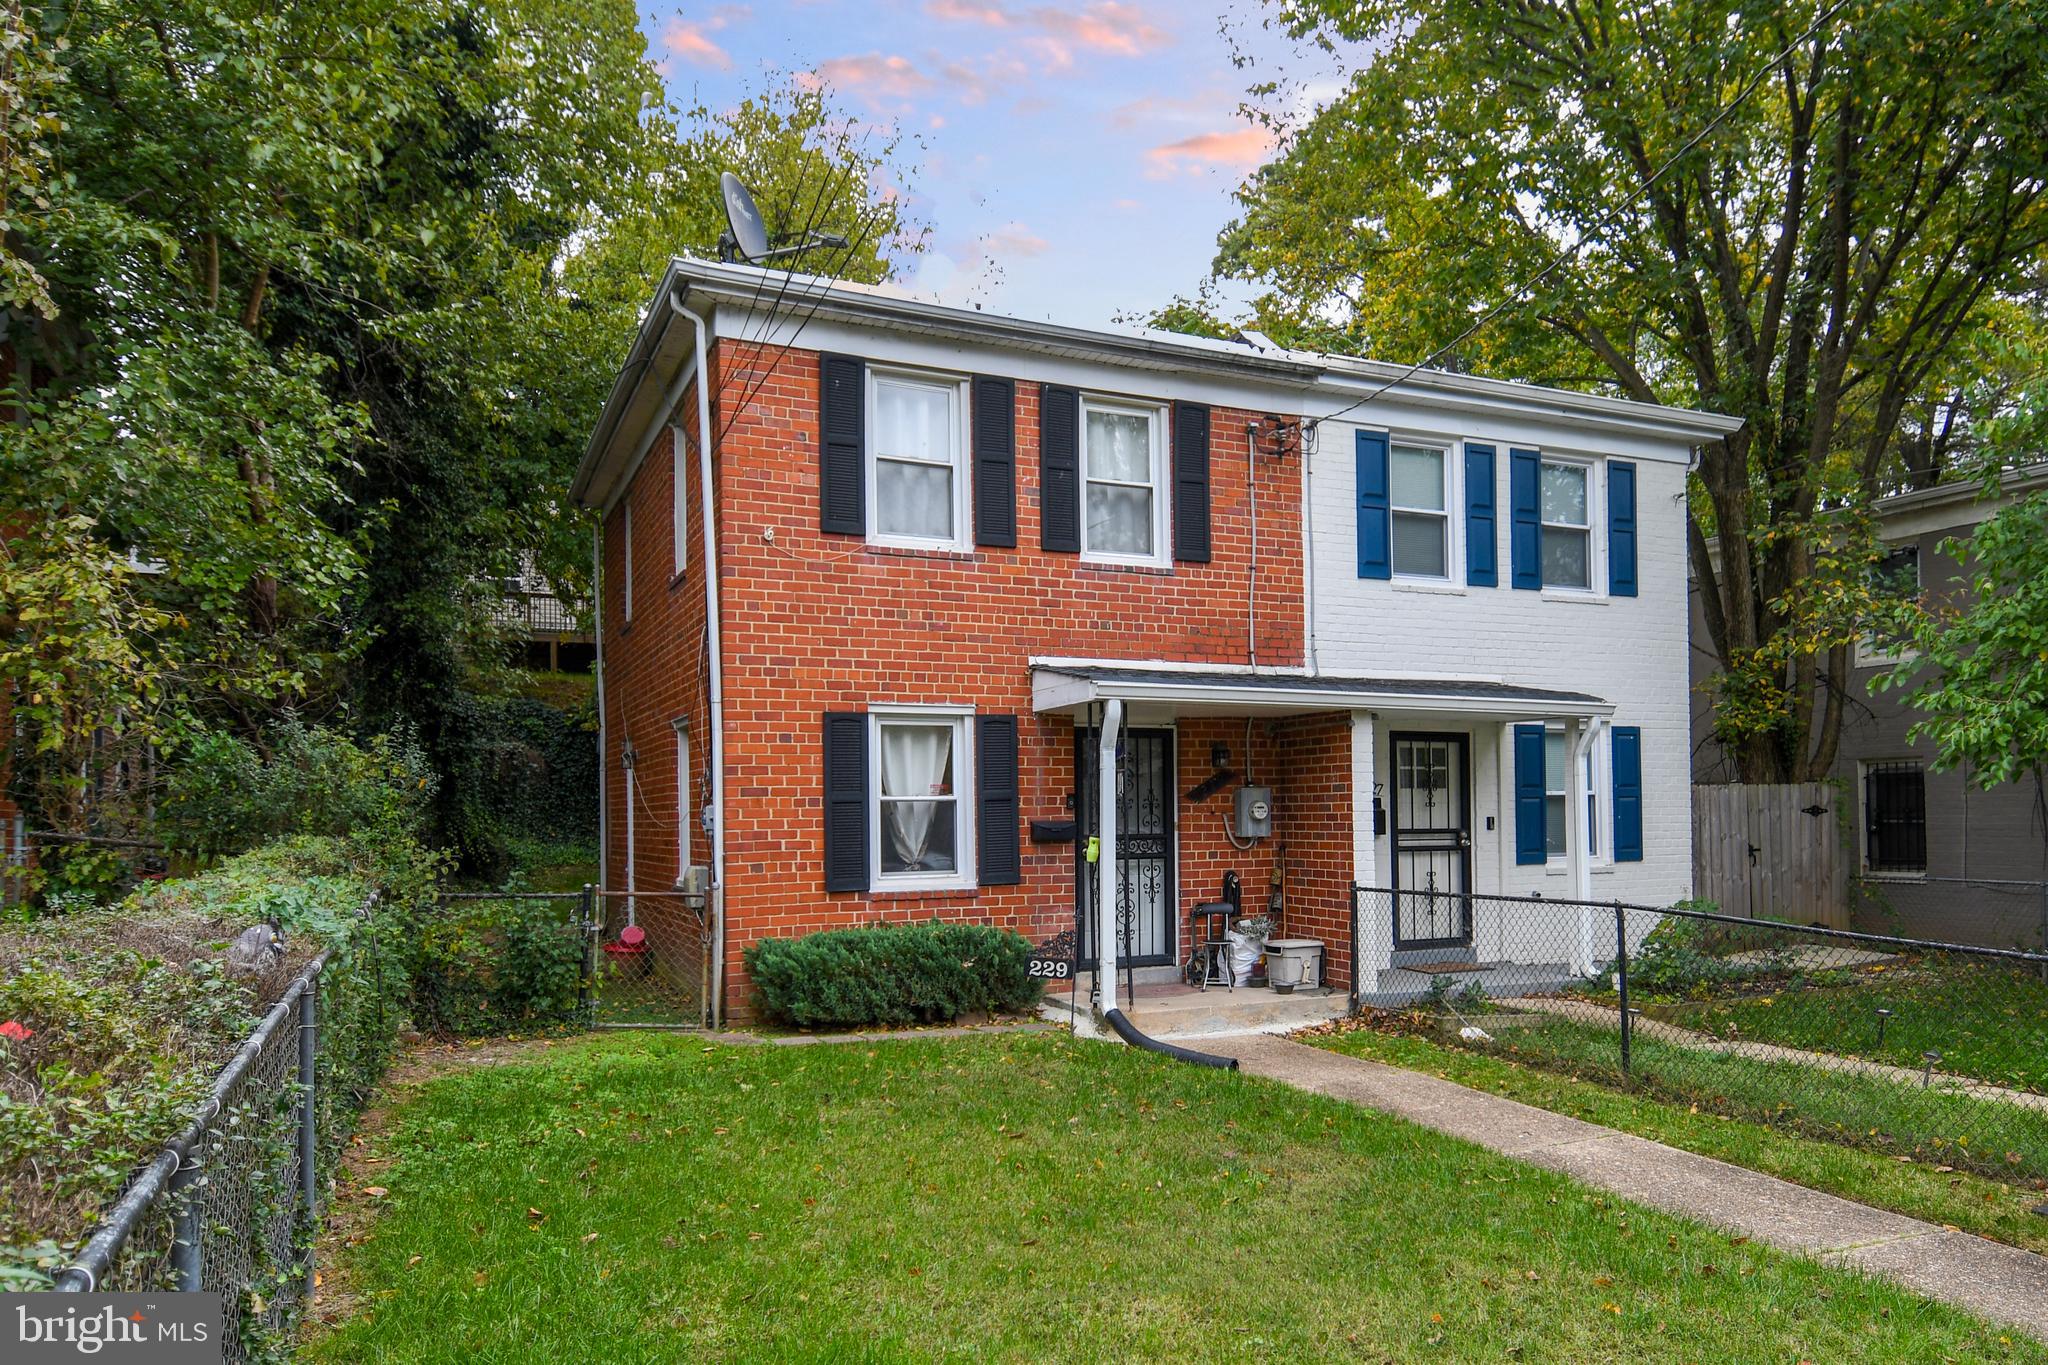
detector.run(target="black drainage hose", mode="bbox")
[1104,1008,1239,1071]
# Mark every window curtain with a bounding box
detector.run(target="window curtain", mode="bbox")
[881,723,952,870]
[1086,409,1153,554]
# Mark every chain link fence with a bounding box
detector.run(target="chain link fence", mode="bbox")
[50,953,328,1362]
[1351,886,2048,1184]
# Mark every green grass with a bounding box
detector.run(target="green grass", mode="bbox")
[1448,1007,2048,1184]
[1661,956,2048,1094]
[1306,1021,2048,1257]
[306,1032,2044,1363]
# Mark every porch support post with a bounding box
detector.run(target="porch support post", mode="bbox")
[1565,715,1593,973]
[1349,710,1389,998]
[1096,698,1124,1017]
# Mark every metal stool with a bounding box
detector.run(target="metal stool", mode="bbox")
[1190,901,1235,991]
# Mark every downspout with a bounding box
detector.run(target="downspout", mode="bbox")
[1092,694,1235,1069]
[1246,426,1259,668]
[593,524,607,903]
[1301,420,1319,675]
[672,294,729,1028]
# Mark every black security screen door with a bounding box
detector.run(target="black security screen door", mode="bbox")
[1391,733,1472,950]
[1075,727,1175,969]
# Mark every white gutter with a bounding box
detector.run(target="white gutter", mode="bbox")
[1095,698,1124,1017]
[672,295,729,1029]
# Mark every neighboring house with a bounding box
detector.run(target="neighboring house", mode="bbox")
[492,555,594,674]
[572,258,1739,1023]
[1689,468,2048,948]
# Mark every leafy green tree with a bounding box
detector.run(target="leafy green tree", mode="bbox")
[1877,380,2048,848]
[1205,0,2048,782]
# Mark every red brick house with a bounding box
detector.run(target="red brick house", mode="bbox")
[573,259,1739,1026]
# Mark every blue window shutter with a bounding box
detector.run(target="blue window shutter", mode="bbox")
[1608,460,1638,597]
[1464,443,1497,586]
[1611,725,1644,862]
[1509,448,1540,590]
[1513,724,1547,865]
[1356,429,1391,579]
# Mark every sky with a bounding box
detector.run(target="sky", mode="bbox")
[636,1,1354,327]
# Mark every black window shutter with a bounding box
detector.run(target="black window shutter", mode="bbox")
[976,714,1021,885]
[818,354,865,536]
[822,712,869,892]
[1039,384,1081,553]
[973,376,1016,547]
[1172,401,1212,563]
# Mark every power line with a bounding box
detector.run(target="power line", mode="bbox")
[1311,0,1851,430]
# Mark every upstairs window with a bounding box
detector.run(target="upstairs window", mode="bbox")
[1857,544,1922,666]
[1540,459,1591,590]
[870,373,968,550]
[1390,443,1450,578]
[1083,398,1166,564]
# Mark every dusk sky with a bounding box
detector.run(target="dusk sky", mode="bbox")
[635,2,1356,326]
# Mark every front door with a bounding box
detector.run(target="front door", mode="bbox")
[1390,733,1472,950]
[1075,727,1175,969]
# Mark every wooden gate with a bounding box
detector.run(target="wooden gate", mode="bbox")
[1691,783,1849,928]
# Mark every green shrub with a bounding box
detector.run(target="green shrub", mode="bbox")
[409,898,586,1037]
[744,921,1043,1030]
[0,833,433,1269]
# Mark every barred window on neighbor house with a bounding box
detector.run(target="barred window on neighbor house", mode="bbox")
[1863,760,1927,875]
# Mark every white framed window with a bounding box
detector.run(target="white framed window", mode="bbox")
[673,719,691,873]
[1082,396,1169,566]
[870,707,975,890]
[1544,725,1603,862]
[672,424,689,579]
[1856,543,1922,667]
[1539,457,1595,591]
[621,503,634,623]
[868,370,971,551]
[1391,442,1454,579]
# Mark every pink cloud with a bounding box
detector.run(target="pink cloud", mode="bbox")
[1144,126,1275,178]
[661,7,751,72]
[814,52,936,102]
[923,1,1172,58]
[983,222,1050,258]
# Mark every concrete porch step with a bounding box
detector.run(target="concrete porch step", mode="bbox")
[1042,982,1349,1041]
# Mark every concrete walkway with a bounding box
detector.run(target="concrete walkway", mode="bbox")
[1203,1032,2048,1342]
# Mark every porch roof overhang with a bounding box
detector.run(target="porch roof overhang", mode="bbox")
[1030,663,1614,721]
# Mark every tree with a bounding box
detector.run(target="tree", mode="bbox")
[1204,0,2048,782]
[1876,378,2048,856]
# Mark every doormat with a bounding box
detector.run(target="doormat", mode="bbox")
[1407,961,1491,975]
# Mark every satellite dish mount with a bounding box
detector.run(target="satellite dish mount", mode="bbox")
[718,172,849,265]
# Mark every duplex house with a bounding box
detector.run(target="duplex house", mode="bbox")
[1690,469,2048,948]
[571,259,1739,1024]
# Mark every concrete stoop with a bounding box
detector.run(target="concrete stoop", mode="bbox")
[1039,985,1348,1041]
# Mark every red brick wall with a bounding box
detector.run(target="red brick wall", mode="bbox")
[1273,713,1357,990]
[602,336,1312,1020]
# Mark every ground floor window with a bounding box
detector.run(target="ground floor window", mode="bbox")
[1862,760,1927,874]
[873,709,974,888]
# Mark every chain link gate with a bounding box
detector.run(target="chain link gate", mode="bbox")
[582,887,710,1028]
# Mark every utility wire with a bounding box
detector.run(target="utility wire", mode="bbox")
[1311,0,1851,430]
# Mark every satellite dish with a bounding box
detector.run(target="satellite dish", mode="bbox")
[717,171,851,267]
[720,172,769,262]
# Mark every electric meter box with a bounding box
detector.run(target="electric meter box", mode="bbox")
[1234,786,1273,840]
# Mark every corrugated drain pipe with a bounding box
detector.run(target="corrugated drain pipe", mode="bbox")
[1103,1009,1239,1070]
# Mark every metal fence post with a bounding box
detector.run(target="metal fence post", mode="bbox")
[1613,902,1632,1078]
[168,1152,203,1292]
[578,883,598,1026]
[298,975,318,1287]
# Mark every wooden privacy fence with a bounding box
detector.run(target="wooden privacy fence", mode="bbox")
[1692,782,1849,928]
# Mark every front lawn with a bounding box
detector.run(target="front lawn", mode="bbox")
[306,1032,2041,1362]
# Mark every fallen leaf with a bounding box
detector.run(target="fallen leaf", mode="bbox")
[361,1187,388,1198]
[582,1232,599,1244]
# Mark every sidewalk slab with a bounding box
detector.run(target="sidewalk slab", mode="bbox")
[1200,1033,2048,1342]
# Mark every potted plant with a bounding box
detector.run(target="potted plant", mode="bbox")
[1225,913,1274,987]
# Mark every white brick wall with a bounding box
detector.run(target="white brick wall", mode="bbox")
[1306,404,1698,913]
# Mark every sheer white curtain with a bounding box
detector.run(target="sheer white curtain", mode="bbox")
[1085,408,1154,556]
[876,380,955,540]
[881,722,954,872]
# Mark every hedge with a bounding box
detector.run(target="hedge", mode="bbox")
[743,921,1043,1030]
[0,834,434,1278]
